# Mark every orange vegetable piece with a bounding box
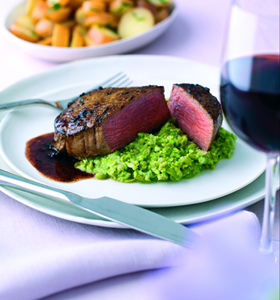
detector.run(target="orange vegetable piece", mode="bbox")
[109,0,134,16]
[46,0,70,7]
[81,0,106,15]
[31,1,48,23]
[25,0,39,16]
[37,36,52,45]
[35,18,54,38]
[46,6,72,23]
[70,30,85,47]
[60,19,76,29]
[15,15,36,32]
[68,0,83,10]
[84,12,118,27]
[10,23,40,43]
[52,24,70,47]
[86,25,118,45]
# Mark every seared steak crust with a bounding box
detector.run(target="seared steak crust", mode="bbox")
[54,85,171,157]
[177,83,222,123]
[168,83,223,151]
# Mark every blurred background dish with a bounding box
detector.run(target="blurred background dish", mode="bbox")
[3,0,177,62]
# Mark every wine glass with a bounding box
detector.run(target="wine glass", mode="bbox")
[220,0,280,254]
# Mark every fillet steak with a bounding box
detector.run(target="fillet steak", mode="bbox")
[168,84,223,151]
[54,85,171,157]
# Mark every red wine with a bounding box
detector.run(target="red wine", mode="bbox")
[220,55,280,153]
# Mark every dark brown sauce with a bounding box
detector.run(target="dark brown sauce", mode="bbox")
[25,133,94,183]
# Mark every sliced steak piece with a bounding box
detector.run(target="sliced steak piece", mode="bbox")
[54,85,171,157]
[167,84,223,151]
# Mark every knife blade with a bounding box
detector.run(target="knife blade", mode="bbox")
[0,169,198,248]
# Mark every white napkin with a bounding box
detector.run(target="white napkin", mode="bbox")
[0,192,278,300]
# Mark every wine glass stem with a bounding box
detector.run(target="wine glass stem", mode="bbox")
[260,154,279,254]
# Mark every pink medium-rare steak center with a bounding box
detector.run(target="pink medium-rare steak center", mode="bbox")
[168,84,223,151]
[53,85,171,157]
[103,89,170,152]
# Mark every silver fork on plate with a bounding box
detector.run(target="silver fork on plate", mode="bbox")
[0,72,132,111]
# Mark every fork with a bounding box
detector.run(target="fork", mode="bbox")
[0,72,132,111]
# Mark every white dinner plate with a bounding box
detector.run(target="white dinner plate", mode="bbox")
[3,1,177,62]
[0,55,266,208]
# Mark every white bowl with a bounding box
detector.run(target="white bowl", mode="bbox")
[3,1,177,62]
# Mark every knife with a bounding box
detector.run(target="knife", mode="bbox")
[0,169,198,248]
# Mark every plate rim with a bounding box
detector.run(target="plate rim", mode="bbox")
[0,172,266,228]
[0,54,216,96]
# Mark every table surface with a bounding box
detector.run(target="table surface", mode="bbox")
[0,0,279,298]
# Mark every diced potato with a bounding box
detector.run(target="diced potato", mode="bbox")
[75,7,87,25]
[74,25,88,36]
[35,18,54,38]
[31,1,48,23]
[146,0,172,8]
[118,7,154,39]
[60,19,76,28]
[37,36,52,45]
[70,30,85,47]
[52,24,70,46]
[86,25,118,45]
[15,15,36,31]
[109,0,134,17]
[47,0,70,7]
[84,12,118,27]
[84,35,95,46]
[81,0,106,15]
[155,7,169,23]
[10,23,40,42]
[25,0,39,16]
[46,6,72,22]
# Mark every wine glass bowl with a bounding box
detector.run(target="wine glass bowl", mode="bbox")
[220,55,280,154]
[220,0,280,253]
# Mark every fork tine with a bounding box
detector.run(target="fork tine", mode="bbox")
[103,75,128,88]
[114,78,133,87]
[1,72,133,112]
[97,72,124,87]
